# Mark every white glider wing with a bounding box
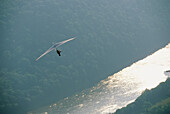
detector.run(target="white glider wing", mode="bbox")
[35,46,55,61]
[36,37,75,61]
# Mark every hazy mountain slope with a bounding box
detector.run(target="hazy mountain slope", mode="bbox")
[0,0,170,113]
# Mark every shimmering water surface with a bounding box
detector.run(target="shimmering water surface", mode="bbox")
[30,43,170,114]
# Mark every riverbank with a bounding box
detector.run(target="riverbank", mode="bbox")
[115,78,170,114]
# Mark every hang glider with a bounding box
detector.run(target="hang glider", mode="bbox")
[36,37,75,61]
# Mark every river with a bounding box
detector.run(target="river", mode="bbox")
[29,43,170,114]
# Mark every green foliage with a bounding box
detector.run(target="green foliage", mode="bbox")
[148,98,170,114]
[115,79,170,114]
[0,0,170,113]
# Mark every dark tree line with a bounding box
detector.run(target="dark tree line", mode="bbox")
[115,78,170,114]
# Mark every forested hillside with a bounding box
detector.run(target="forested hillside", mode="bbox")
[115,78,170,114]
[0,0,170,113]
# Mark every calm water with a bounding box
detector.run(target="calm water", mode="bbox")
[30,43,170,114]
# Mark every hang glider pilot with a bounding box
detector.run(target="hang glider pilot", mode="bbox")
[35,37,75,61]
[56,49,61,56]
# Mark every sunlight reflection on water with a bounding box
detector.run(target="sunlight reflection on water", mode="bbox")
[30,43,170,114]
